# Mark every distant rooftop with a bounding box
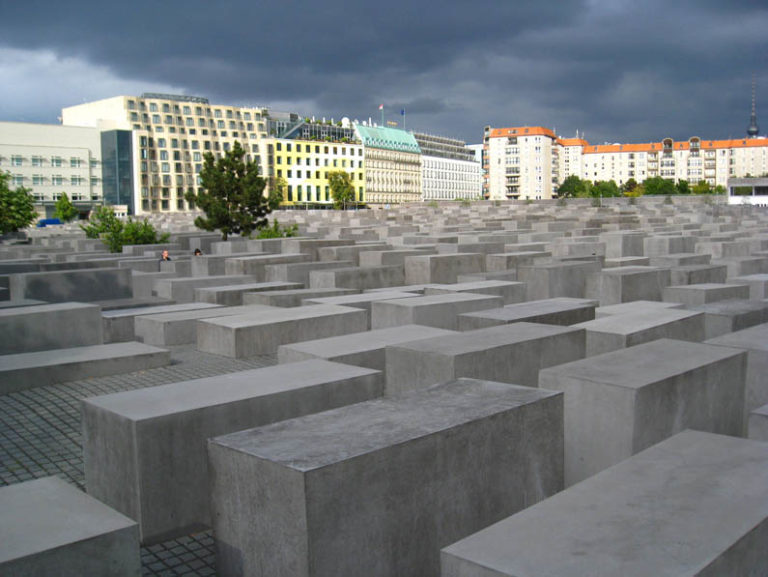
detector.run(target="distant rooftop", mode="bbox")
[354,124,420,153]
[140,93,210,104]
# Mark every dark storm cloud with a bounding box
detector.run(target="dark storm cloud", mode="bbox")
[1,0,766,145]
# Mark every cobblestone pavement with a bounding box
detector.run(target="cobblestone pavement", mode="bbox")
[0,345,277,576]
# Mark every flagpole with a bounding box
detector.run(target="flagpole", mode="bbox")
[402,109,406,131]
[380,105,384,127]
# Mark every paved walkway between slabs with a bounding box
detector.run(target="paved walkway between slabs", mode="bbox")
[0,344,277,577]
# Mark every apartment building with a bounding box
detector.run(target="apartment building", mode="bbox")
[62,94,270,214]
[483,126,559,200]
[265,115,364,206]
[413,133,482,201]
[0,121,103,217]
[354,124,421,205]
[484,125,768,199]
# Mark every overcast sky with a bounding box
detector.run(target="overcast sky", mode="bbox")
[1,0,766,145]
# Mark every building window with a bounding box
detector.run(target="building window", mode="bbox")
[51,156,62,167]
[32,175,44,186]
[11,155,22,166]
[52,175,63,186]
[31,156,43,167]
[70,157,81,168]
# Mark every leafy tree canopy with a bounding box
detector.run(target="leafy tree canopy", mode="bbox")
[328,170,356,209]
[54,192,78,222]
[81,206,169,253]
[557,175,582,198]
[185,141,270,240]
[0,171,37,235]
[692,180,712,195]
[675,179,691,195]
[592,180,621,198]
[643,176,677,196]
[268,176,287,211]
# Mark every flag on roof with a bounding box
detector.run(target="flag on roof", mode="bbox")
[401,109,405,116]
[378,104,384,110]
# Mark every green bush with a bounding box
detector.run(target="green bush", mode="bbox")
[255,219,298,238]
[80,206,169,252]
[427,200,439,209]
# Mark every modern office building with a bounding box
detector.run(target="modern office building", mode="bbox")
[413,133,482,201]
[265,115,365,206]
[0,121,104,217]
[62,94,270,214]
[484,125,768,200]
[354,124,421,206]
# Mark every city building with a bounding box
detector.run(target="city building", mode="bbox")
[354,124,421,206]
[413,133,482,201]
[265,115,364,207]
[483,126,559,200]
[484,125,768,200]
[0,121,104,217]
[62,94,270,215]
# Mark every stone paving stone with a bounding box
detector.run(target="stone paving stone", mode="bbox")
[0,343,276,576]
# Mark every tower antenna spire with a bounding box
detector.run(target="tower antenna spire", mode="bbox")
[748,73,759,138]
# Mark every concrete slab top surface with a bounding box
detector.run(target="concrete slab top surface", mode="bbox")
[574,308,702,334]
[195,281,301,292]
[0,301,97,317]
[137,304,275,322]
[594,265,664,276]
[303,291,420,305]
[705,322,768,351]
[101,302,222,319]
[376,292,502,307]
[441,430,768,577]
[0,476,136,562]
[83,359,378,420]
[687,299,768,314]
[426,280,523,290]
[595,300,684,316]
[0,342,167,370]
[541,338,743,389]
[199,303,361,328]
[280,324,457,355]
[393,322,582,354]
[211,378,560,471]
[463,298,598,319]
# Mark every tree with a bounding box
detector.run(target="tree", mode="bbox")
[328,170,355,209]
[185,141,270,240]
[675,179,691,195]
[692,180,712,195]
[557,175,582,198]
[268,176,287,211]
[643,176,676,196]
[622,178,638,194]
[0,171,37,235]
[80,206,169,253]
[591,180,621,198]
[54,192,78,222]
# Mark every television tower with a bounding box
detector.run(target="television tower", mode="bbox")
[747,74,759,138]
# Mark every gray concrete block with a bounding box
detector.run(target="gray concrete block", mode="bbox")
[302,291,420,328]
[539,339,746,485]
[309,265,405,290]
[748,404,768,441]
[371,293,504,330]
[574,308,706,356]
[102,302,222,343]
[594,300,684,318]
[0,302,103,354]
[643,235,696,256]
[441,430,768,577]
[386,322,585,395]
[424,280,527,305]
[191,252,265,277]
[649,252,711,267]
[265,260,354,286]
[405,253,485,284]
[278,324,456,371]
[585,266,671,305]
[687,299,768,339]
[197,304,368,357]
[663,282,751,305]
[194,281,303,306]
[728,273,768,300]
[223,253,311,278]
[485,251,550,273]
[600,231,646,258]
[0,476,140,576]
[712,256,768,278]
[152,275,258,303]
[242,288,359,308]
[669,263,728,285]
[10,267,133,303]
[0,342,170,394]
[706,322,768,431]
[208,378,564,577]
[457,298,598,330]
[518,261,601,300]
[82,359,382,544]
[134,305,272,346]
[359,248,437,267]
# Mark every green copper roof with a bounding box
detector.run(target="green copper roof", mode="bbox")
[354,124,421,153]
